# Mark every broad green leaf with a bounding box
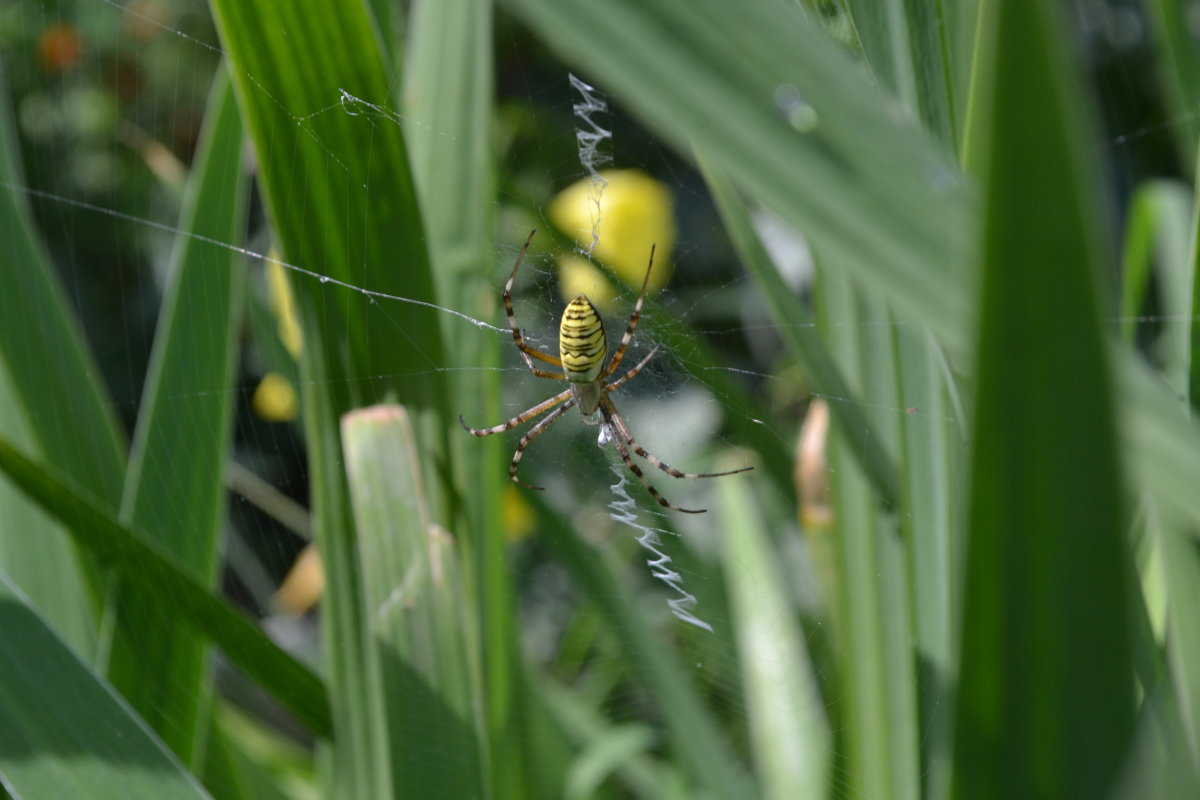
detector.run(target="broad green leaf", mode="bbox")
[0,573,211,800]
[0,434,332,739]
[105,63,248,766]
[952,2,1134,798]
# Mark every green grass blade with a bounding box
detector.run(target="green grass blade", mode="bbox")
[896,328,962,800]
[404,0,493,307]
[0,434,332,739]
[718,452,830,800]
[0,359,95,656]
[840,0,956,149]
[1144,0,1200,174]
[0,37,126,609]
[208,0,444,407]
[1118,181,1192,393]
[207,1,452,794]
[697,151,899,508]
[0,573,212,799]
[103,63,248,766]
[1155,513,1200,771]
[342,405,483,799]
[818,269,919,800]
[0,64,95,657]
[403,5,530,795]
[952,2,1134,796]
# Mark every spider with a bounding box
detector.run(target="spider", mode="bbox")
[459,230,752,514]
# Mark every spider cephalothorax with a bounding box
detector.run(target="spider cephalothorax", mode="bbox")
[459,230,751,513]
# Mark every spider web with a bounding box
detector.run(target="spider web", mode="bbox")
[0,1,1185,799]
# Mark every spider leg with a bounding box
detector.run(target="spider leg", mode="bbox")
[606,344,661,393]
[601,395,753,480]
[519,350,567,381]
[505,229,567,379]
[509,398,576,490]
[459,387,573,436]
[609,431,705,514]
[603,244,656,378]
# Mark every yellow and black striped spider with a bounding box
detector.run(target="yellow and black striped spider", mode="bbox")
[459,230,751,514]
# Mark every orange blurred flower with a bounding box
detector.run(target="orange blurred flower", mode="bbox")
[38,24,83,74]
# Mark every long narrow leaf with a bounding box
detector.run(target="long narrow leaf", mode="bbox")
[0,36,126,616]
[105,63,248,766]
[952,1,1134,796]
[718,453,829,800]
[0,434,332,738]
[0,574,211,800]
[342,405,482,799]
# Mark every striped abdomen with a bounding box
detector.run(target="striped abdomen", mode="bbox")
[559,294,607,383]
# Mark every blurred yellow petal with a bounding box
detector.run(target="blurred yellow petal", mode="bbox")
[266,252,302,357]
[549,169,675,307]
[253,372,298,422]
[273,544,324,615]
[557,254,618,309]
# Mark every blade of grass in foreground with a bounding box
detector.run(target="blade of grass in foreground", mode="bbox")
[342,406,482,799]
[208,1,451,795]
[404,4,529,795]
[105,63,248,766]
[0,573,211,799]
[818,267,919,800]
[0,41,126,617]
[953,1,1134,796]
[718,451,829,800]
[0,434,332,738]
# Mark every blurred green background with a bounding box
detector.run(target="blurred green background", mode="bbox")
[2,1,1199,799]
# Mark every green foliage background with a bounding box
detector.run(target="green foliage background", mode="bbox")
[1,0,1198,798]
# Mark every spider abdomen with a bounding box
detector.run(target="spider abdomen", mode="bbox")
[559,294,607,384]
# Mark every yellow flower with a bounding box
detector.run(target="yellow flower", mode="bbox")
[548,169,675,310]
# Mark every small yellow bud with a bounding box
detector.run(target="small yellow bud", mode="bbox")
[253,372,298,422]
